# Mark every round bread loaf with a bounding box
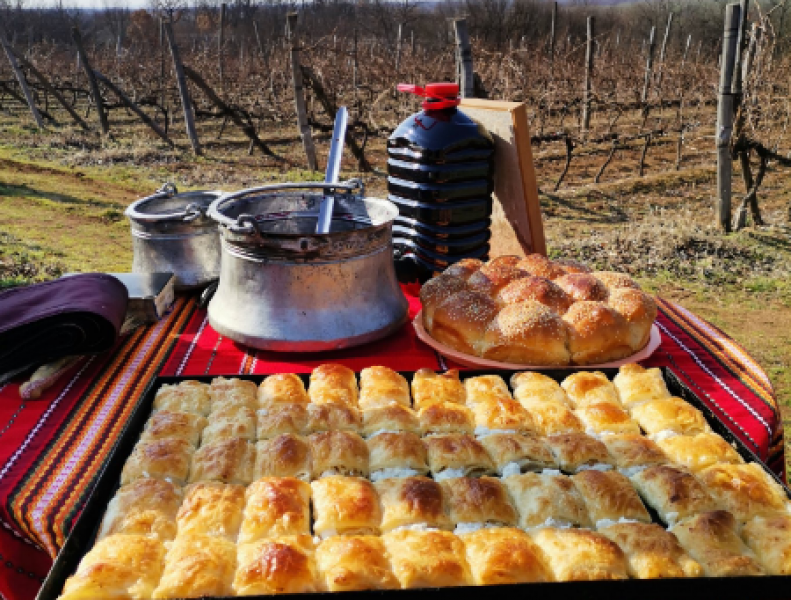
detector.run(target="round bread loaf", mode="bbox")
[420,254,656,365]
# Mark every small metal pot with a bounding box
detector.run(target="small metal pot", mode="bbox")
[207,180,408,352]
[125,184,223,290]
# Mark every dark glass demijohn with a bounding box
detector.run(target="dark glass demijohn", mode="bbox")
[388,82,495,283]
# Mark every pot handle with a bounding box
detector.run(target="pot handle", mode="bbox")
[230,214,262,237]
[182,202,205,222]
[155,182,178,197]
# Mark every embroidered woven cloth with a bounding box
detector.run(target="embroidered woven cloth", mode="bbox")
[0,293,781,600]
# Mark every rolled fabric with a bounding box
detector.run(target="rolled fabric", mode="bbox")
[0,274,128,382]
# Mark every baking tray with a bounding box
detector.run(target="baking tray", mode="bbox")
[37,368,791,600]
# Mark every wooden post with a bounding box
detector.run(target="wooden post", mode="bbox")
[681,33,692,68]
[549,1,557,62]
[287,12,318,171]
[218,3,226,96]
[453,18,473,98]
[641,25,656,103]
[0,28,45,129]
[72,27,109,135]
[395,22,403,78]
[716,3,741,232]
[655,12,674,93]
[731,0,749,101]
[582,16,594,135]
[164,20,202,156]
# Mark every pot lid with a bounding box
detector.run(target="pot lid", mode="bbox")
[125,183,224,224]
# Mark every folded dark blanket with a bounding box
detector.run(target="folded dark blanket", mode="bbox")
[0,274,128,383]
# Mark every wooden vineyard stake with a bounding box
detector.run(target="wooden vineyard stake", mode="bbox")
[582,16,594,135]
[0,28,45,129]
[549,1,558,62]
[453,18,473,99]
[218,3,226,97]
[164,20,202,156]
[72,27,109,135]
[716,3,741,232]
[655,12,674,96]
[287,12,318,172]
[641,25,656,104]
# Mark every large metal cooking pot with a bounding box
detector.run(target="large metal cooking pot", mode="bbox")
[207,180,409,352]
[125,184,223,290]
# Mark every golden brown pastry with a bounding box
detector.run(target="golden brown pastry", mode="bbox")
[383,529,473,588]
[258,373,309,407]
[361,403,420,437]
[741,514,791,575]
[592,271,640,290]
[256,404,309,439]
[600,433,667,472]
[496,276,574,314]
[598,522,703,579]
[418,401,474,435]
[440,476,518,527]
[424,433,495,480]
[575,402,641,436]
[98,479,183,541]
[670,511,765,577]
[571,470,650,526]
[699,463,789,520]
[555,273,609,302]
[503,471,592,529]
[254,434,311,481]
[482,300,571,365]
[152,533,236,598]
[209,377,258,413]
[555,258,592,274]
[516,254,567,280]
[308,430,369,478]
[530,527,628,581]
[367,432,429,480]
[657,432,744,472]
[479,432,556,476]
[419,273,470,330]
[411,368,466,410]
[443,258,484,280]
[311,476,382,538]
[511,371,570,406]
[153,382,211,416]
[120,438,194,487]
[189,438,255,485]
[460,527,552,585]
[375,476,452,532]
[613,363,672,408]
[562,302,633,364]
[630,465,719,525]
[517,398,584,436]
[200,405,256,446]
[359,366,410,410]
[471,398,536,435]
[309,363,359,408]
[176,482,246,541]
[60,534,166,600]
[608,288,657,351]
[466,263,529,297]
[306,403,362,434]
[545,432,613,473]
[238,477,311,544]
[631,397,709,437]
[429,289,500,356]
[233,535,320,595]
[486,255,522,268]
[463,374,512,405]
[316,536,399,591]
[561,371,622,408]
[140,409,207,447]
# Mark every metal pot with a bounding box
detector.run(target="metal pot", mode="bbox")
[125,184,223,290]
[207,180,409,352]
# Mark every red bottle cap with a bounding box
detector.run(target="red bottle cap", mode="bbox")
[397,82,460,109]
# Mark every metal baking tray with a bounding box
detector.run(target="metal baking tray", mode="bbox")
[37,367,791,600]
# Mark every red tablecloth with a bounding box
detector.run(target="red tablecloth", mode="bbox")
[0,291,782,600]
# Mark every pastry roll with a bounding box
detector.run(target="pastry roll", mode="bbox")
[306,403,362,434]
[479,432,556,476]
[317,535,399,591]
[60,534,166,600]
[383,529,472,588]
[234,535,320,595]
[209,377,258,413]
[571,470,650,526]
[460,527,552,585]
[471,398,535,435]
[200,405,256,446]
[257,404,309,439]
[120,438,194,486]
[176,482,246,541]
[189,438,255,485]
[140,410,207,447]
[418,402,474,435]
[575,402,641,436]
[670,510,765,577]
[254,433,311,481]
[518,399,584,436]
[258,373,309,407]
[443,258,484,280]
[598,522,703,579]
[630,465,719,525]
[601,433,667,473]
[530,527,628,581]
[699,462,789,520]
[545,432,613,473]
[440,476,518,527]
[359,366,410,409]
[367,432,429,480]
[463,374,512,405]
[657,432,744,472]
[741,514,791,575]
[98,479,183,541]
[375,476,452,532]
[361,403,420,438]
[511,371,570,406]
[153,382,211,416]
[420,275,475,332]
[503,472,592,529]
[613,364,671,408]
[630,397,709,437]
[411,368,466,410]
[311,476,382,538]
[424,433,495,480]
[238,477,311,544]
[152,533,236,598]
[308,430,369,478]
[562,302,634,365]
[309,363,359,408]
[560,371,622,409]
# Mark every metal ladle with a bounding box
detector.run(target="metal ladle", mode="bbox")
[315,106,348,234]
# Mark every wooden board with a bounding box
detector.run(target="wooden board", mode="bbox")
[460,98,547,257]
